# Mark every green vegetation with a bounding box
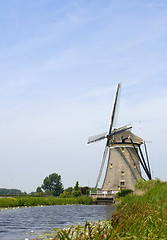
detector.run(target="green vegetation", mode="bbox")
[56,181,89,198]
[0,175,92,209]
[0,173,90,200]
[0,196,92,209]
[113,180,167,239]
[35,173,90,198]
[36,179,167,240]
[116,189,133,198]
[0,188,25,196]
[72,181,82,197]
[40,173,64,196]
[135,177,161,190]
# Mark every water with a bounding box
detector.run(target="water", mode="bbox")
[0,205,116,240]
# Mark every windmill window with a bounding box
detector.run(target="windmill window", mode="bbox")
[110,163,113,169]
[121,171,125,176]
[134,164,136,169]
[121,147,125,152]
[120,181,125,186]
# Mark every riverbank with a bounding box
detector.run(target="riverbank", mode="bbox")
[35,179,167,239]
[0,196,92,209]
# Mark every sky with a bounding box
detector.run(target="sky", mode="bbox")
[0,0,167,193]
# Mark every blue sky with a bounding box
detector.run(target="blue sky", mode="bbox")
[0,0,167,192]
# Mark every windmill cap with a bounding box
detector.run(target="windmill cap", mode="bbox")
[111,130,143,144]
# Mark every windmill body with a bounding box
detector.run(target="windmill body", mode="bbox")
[102,131,142,191]
[88,83,151,192]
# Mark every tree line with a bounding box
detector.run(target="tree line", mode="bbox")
[0,188,25,196]
[0,173,90,197]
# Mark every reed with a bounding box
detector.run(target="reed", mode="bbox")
[111,183,167,239]
[0,196,92,209]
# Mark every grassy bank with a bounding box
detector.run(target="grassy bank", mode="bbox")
[41,180,167,240]
[0,196,92,209]
[112,182,167,239]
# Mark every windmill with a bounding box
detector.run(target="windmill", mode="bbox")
[87,83,151,191]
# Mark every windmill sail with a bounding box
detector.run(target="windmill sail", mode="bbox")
[87,132,107,144]
[144,141,152,179]
[108,83,121,136]
[109,124,132,137]
[87,125,132,144]
[95,146,109,189]
[95,83,121,188]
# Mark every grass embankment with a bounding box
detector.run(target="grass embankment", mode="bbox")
[0,196,92,209]
[48,180,167,240]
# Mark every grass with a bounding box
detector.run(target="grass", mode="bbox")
[112,183,167,239]
[0,196,92,209]
[33,180,167,239]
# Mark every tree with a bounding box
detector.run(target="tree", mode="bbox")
[65,187,73,192]
[72,181,82,197]
[74,181,80,191]
[35,187,43,196]
[0,188,24,196]
[36,187,43,193]
[41,173,64,196]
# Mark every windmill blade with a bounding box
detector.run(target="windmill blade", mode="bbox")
[138,145,152,180]
[88,125,132,144]
[93,84,123,188]
[144,141,152,178]
[95,146,109,189]
[129,137,151,180]
[110,124,132,136]
[108,83,121,136]
[87,132,107,144]
[139,143,152,179]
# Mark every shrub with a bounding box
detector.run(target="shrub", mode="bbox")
[72,190,82,197]
[116,189,133,198]
[59,191,72,198]
[80,186,89,195]
[135,178,162,190]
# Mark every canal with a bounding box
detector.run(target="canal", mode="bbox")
[0,204,116,240]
